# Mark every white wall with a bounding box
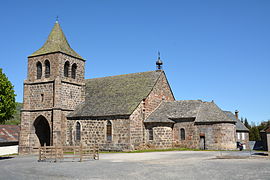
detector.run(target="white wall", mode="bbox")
[0,145,18,156]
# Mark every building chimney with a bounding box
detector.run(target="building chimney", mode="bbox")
[235,110,239,120]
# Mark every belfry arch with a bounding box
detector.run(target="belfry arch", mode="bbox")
[33,116,51,146]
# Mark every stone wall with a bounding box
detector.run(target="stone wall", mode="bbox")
[19,52,85,154]
[27,53,85,83]
[145,123,173,149]
[58,53,85,83]
[23,82,54,110]
[196,123,236,150]
[59,82,84,110]
[67,117,131,151]
[173,120,199,149]
[144,72,175,118]
[19,110,52,154]
[129,101,144,149]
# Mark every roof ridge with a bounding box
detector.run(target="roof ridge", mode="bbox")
[85,70,162,81]
[175,100,204,102]
[145,100,167,120]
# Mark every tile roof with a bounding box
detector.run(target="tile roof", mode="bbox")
[29,22,83,60]
[145,100,236,123]
[223,111,249,131]
[0,125,20,143]
[260,126,270,133]
[68,70,163,118]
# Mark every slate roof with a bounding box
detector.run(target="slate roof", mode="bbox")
[29,22,83,60]
[145,100,236,123]
[0,125,20,143]
[68,71,163,118]
[223,111,249,132]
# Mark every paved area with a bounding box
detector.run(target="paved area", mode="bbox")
[1,151,270,180]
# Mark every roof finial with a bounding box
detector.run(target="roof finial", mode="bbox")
[156,51,163,70]
[56,16,59,23]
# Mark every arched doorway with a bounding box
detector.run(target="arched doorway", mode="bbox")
[34,116,51,146]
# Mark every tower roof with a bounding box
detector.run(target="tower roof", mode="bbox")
[29,22,83,60]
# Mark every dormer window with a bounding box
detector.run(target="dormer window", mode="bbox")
[71,64,77,79]
[36,62,42,79]
[45,60,50,78]
[64,61,70,77]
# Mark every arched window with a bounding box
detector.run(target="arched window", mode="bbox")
[71,64,77,79]
[36,62,42,79]
[45,60,50,78]
[149,128,153,140]
[76,122,81,141]
[180,128,185,140]
[106,121,112,141]
[64,61,70,77]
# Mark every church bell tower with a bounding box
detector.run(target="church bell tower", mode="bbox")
[19,21,85,154]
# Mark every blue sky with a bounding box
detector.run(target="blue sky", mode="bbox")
[0,0,269,124]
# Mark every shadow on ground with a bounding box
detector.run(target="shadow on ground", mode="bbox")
[0,156,14,160]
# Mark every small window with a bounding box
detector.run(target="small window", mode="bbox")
[241,132,245,140]
[36,62,42,79]
[64,61,70,77]
[149,128,153,140]
[70,91,73,98]
[106,121,112,141]
[76,122,81,141]
[71,64,77,79]
[41,94,44,102]
[45,60,50,78]
[180,128,185,140]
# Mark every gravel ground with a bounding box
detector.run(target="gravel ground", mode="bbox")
[1,151,270,180]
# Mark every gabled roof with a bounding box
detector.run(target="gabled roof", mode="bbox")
[260,126,270,133]
[223,111,249,132]
[29,22,83,60]
[68,70,163,118]
[145,100,202,123]
[0,125,20,143]
[145,100,235,123]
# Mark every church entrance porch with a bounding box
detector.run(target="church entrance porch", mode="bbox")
[34,116,51,146]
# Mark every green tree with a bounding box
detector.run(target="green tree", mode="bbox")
[0,68,16,124]
[257,120,270,131]
[240,117,244,123]
[244,118,251,129]
[4,102,22,125]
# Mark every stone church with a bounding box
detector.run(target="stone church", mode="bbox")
[19,21,247,154]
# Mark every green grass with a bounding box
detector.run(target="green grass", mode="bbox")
[0,153,18,157]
